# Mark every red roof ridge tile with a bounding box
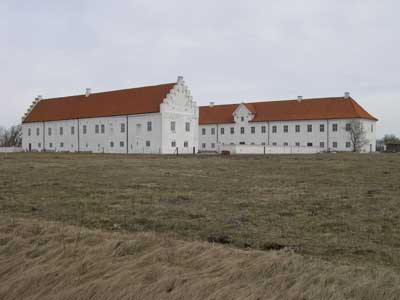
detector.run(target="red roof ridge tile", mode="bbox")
[199,96,377,124]
[23,82,177,123]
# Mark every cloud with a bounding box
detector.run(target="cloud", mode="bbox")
[0,0,399,137]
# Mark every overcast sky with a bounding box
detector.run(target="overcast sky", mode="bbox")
[1,1,399,137]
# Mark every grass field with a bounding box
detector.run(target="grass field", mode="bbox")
[1,152,400,271]
[2,219,400,300]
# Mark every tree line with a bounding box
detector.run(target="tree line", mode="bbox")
[0,125,22,147]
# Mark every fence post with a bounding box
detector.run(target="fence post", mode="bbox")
[176,147,179,156]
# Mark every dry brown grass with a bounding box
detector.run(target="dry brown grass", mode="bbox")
[1,218,400,300]
[1,152,400,270]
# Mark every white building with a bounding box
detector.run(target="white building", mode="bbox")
[198,94,377,153]
[22,79,377,155]
[22,77,199,154]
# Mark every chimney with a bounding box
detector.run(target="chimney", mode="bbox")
[209,101,215,107]
[177,76,184,82]
[297,96,303,102]
[85,88,91,97]
[344,92,350,99]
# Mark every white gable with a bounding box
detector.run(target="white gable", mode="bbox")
[233,103,254,123]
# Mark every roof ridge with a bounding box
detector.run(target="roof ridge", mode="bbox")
[199,96,346,107]
[41,82,176,101]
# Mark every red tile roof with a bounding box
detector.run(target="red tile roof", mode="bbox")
[23,83,176,123]
[199,97,377,124]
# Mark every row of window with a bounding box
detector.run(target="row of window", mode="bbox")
[27,121,192,137]
[202,123,373,135]
[201,141,352,149]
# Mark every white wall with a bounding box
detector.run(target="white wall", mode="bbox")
[199,117,377,153]
[220,144,322,154]
[0,147,23,153]
[160,78,198,154]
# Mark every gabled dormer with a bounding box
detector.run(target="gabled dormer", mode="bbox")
[232,103,256,123]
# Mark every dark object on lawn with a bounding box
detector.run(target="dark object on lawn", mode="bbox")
[207,233,232,244]
[260,242,285,251]
[221,150,231,155]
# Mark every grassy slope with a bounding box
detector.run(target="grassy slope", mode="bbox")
[1,153,400,270]
[1,218,400,300]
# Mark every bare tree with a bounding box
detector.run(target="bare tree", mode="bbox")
[0,126,5,146]
[383,134,400,145]
[348,119,369,152]
[0,125,22,147]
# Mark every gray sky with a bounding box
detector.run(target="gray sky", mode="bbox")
[1,0,399,137]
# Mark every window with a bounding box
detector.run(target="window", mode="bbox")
[345,123,351,131]
[272,142,277,146]
[59,127,63,135]
[284,142,288,146]
[49,143,53,148]
[95,125,99,134]
[60,142,64,148]
[240,127,245,134]
[147,121,152,132]
[170,121,176,132]
[71,126,75,135]
[333,142,338,148]
[307,124,312,132]
[121,123,126,133]
[171,140,176,147]
[251,143,255,145]
[230,127,234,134]
[295,125,300,133]
[184,141,188,148]
[202,143,206,149]
[346,142,351,148]
[28,128,31,136]
[110,141,114,148]
[101,124,105,134]
[211,143,215,149]
[36,128,40,136]
[251,126,255,134]
[185,122,190,132]
[83,125,87,134]
[320,142,325,148]
[239,142,245,145]
[241,117,244,122]
[120,141,124,148]
[146,141,150,147]
[272,126,277,133]
[371,124,374,132]
[284,125,288,133]
[295,142,300,147]
[221,127,225,135]
[320,124,325,132]
[261,126,266,134]
[48,127,52,136]
[202,128,206,135]
[211,128,216,135]
[307,142,313,147]
[261,142,266,145]
[38,143,41,148]
[332,123,338,132]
